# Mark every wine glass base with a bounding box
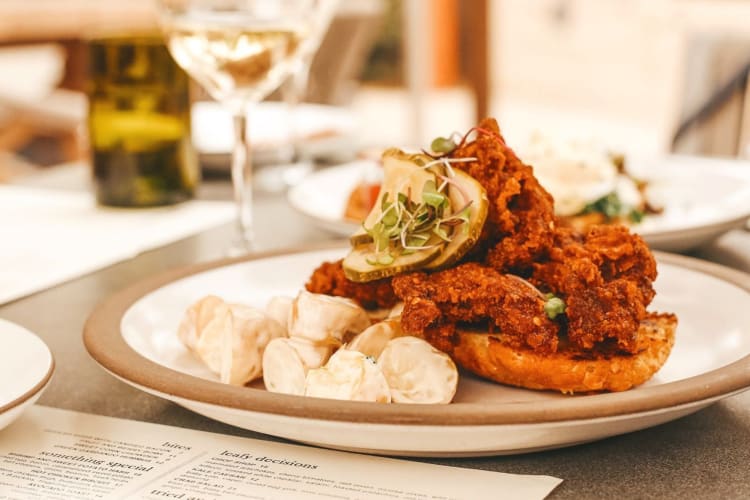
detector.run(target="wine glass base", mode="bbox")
[226,244,250,258]
[227,231,256,257]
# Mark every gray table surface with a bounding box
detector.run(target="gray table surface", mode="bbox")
[3,167,750,499]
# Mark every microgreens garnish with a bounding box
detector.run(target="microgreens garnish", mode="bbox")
[363,172,474,265]
[582,193,623,220]
[629,209,645,223]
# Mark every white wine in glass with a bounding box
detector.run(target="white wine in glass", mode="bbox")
[157,0,336,253]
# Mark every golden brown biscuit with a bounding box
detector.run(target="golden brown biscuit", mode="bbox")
[451,312,677,394]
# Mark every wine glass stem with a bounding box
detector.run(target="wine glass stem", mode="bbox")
[286,61,311,157]
[231,109,254,252]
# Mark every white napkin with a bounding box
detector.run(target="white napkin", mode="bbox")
[0,186,234,305]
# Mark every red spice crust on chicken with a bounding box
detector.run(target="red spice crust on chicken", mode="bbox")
[305,260,399,310]
[306,118,676,393]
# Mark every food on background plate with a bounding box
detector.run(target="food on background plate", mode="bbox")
[344,180,381,222]
[520,133,661,231]
[308,118,676,394]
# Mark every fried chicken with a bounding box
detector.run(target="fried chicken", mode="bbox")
[392,262,559,354]
[306,120,660,363]
[452,118,556,273]
[389,123,657,357]
[305,259,399,310]
[531,225,657,353]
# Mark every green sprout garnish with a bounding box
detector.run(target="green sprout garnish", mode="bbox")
[544,294,566,320]
[422,180,449,209]
[581,192,646,224]
[628,208,645,224]
[582,193,622,220]
[363,176,473,266]
[430,136,457,154]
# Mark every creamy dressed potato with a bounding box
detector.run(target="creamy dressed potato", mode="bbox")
[304,349,391,403]
[178,295,285,386]
[378,336,458,404]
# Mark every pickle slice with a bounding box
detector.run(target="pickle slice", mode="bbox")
[361,149,443,231]
[343,243,442,282]
[349,226,371,246]
[343,148,488,281]
[424,170,489,270]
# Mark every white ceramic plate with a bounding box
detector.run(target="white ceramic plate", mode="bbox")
[288,156,750,251]
[192,101,357,168]
[84,246,750,457]
[287,160,380,235]
[0,318,54,431]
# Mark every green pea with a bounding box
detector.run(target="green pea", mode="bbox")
[544,296,566,320]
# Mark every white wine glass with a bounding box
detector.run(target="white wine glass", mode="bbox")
[257,2,338,192]
[156,0,338,253]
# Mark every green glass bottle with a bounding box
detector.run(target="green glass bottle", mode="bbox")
[87,35,199,207]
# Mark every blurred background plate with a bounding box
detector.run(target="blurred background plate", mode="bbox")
[287,160,378,236]
[192,101,358,171]
[288,155,750,251]
[630,155,750,251]
[0,318,54,431]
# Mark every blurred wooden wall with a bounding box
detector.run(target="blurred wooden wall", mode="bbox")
[488,0,750,157]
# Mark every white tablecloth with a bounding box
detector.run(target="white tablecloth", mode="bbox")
[0,185,234,304]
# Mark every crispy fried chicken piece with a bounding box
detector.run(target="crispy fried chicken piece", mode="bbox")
[392,263,559,354]
[305,120,658,363]
[531,225,657,353]
[566,280,647,353]
[452,118,556,273]
[305,260,398,310]
[585,224,657,303]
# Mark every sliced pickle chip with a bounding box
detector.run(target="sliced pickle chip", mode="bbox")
[342,242,442,282]
[348,226,371,246]
[360,148,442,238]
[343,147,488,281]
[424,169,489,270]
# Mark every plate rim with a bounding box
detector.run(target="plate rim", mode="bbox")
[0,318,55,415]
[286,161,374,231]
[83,242,750,426]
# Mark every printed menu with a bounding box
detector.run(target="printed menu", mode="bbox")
[0,406,561,500]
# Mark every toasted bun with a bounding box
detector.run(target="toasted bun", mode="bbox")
[451,312,677,393]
